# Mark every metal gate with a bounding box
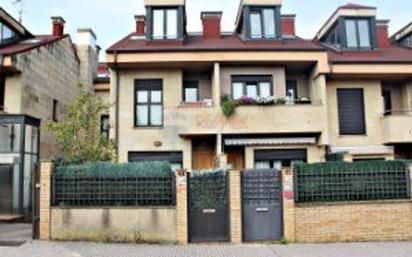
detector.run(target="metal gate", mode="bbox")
[242,169,283,242]
[0,165,13,214]
[31,163,40,239]
[188,171,229,243]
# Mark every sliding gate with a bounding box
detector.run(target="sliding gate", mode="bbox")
[188,171,229,243]
[242,169,283,242]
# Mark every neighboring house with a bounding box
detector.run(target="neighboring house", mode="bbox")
[106,0,412,170]
[94,63,111,140]
[391,22,412,49]
[316,4,412,161]
[0,8,99,218]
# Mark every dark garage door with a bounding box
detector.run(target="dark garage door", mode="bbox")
[242,169,283,242]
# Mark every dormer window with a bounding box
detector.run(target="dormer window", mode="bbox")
[0,22,16,45]
[249,8,276,39]
[400,35,412,48]
[152,8,178,40]
[345,19,372,49]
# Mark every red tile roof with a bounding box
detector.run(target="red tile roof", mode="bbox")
[327,45,412,63]
[106,33,325,53]
[0,35,67,55]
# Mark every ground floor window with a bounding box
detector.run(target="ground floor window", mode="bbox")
[128,151,183,171]
[0,76,5,109]
[254,149,307,169]
[100,115,109,140]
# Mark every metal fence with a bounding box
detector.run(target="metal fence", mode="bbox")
[294,161,411,203]
[52,175,176,207]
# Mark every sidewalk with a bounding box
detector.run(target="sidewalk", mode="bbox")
[0,241,411,257]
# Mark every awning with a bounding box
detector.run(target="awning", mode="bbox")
[330,146,395,155]
[224,137,317,146]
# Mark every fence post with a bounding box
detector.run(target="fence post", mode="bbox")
[229,169,242,243]
[175,170,188,245]
[409,164,412,198]
[282,168,295,243]
[39,161,54,241]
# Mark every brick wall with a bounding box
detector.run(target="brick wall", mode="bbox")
[229,170,242,243]
[286,165,412,243]
[294,200,412,243]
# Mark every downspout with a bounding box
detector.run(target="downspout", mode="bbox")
[114,51,120,162]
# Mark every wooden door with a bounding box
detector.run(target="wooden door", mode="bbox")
[227,149,244,171]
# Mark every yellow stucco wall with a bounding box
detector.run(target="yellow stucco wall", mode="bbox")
[327,79,384,147]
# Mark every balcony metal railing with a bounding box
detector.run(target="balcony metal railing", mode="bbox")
[383,109,412,116]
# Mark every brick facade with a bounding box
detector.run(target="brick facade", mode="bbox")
[175,171,188,245]
[229,170,242,243]
[294,200,412,243]
[39,161,53,240]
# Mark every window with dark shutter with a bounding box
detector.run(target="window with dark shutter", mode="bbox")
[337,89,366,135]
[128,151,183,171]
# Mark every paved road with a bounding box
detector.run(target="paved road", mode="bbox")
[1,241,412,257]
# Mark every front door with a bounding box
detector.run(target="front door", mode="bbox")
[242,169,283,241]
[0,165,13,214]
[192,137,216,170]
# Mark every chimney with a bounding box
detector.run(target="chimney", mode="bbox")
[135,15,146,36]
[281,15,296,36]
[201,12,222,39]
[51,16,66,37]
[377,20,390,48]
[77,28,99,91]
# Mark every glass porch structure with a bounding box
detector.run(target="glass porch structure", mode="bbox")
[0,115,40,218]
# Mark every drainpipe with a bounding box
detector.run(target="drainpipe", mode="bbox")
[114,51,120,162]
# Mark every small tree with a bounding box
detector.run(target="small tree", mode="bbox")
[47,85,115,163]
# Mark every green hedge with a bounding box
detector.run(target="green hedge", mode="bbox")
[55,161,173,178]
[294,160,411,203]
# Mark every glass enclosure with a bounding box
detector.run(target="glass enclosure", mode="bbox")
[0,115,40,217]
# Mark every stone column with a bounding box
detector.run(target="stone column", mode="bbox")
[212,62,221,106]
[229,170,242,243]
[39,161,54,241]
[282,168,295,242]
[175,170,188,245]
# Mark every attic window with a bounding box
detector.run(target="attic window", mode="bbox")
[152,8,178,40]
[249,7,277,39]
[345,19,372,49]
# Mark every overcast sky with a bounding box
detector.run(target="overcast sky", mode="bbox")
[1,0,411,60]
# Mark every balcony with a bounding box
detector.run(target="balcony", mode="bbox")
[171,102,325,136]
[381,110,412,144]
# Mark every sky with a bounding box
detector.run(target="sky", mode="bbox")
[1,0,411,61]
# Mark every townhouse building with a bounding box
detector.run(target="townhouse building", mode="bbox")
[105,0,412,171]
[0,8,99,218]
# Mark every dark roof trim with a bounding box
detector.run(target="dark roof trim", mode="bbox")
[390,22,412,42]
[106,47,326,54]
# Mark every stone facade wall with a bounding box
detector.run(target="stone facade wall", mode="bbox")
[5,37,81,158]
[50,207,177,243]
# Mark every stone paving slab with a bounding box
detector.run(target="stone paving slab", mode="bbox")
[271,242,412,257]
[0,223,32,246]
[1,241,412,257]
[0,241,278,257]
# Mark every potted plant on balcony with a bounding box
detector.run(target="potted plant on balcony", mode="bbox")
[256,96,275,106]
[275,97,286,105]
[238,96,255,105]
[220,95,237,118]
